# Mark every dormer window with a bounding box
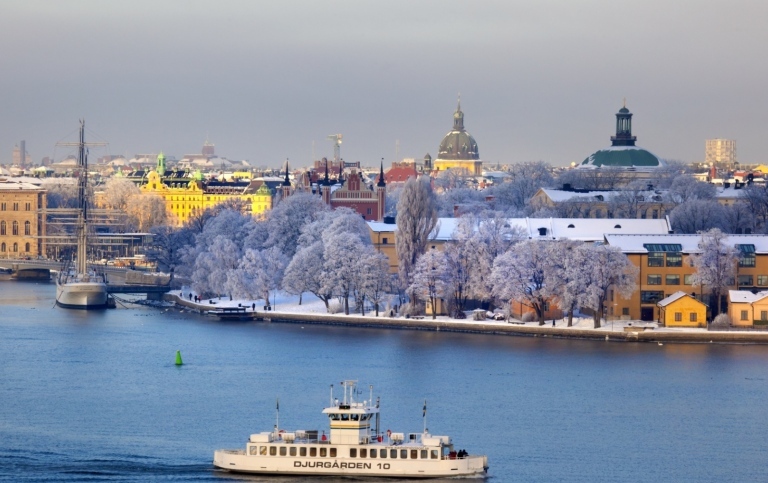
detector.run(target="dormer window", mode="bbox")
[614,224,622,229]
[567,224,575,228]
[538,227,547,236]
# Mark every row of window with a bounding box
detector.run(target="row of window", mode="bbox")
[647,274,768,287]
[741,310,768,321]
[0,221,31,236]
[673,312,698,322]
[328,413,373,421]
[248,445,439,460]
[0,242,31,252]
[647,252,755,268]
[0,202,32,211]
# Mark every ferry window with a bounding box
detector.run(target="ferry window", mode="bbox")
[341,414,349,421]
[370,449,377,458]
[380,449,386,459]
[360,448,367,458]
[330,414,339,420]
[330,448,337,458]
[350,448,357,458]
[289,447,297,456]
[421,449,428,459]
[260,446,267,455]
[320,448,327,457]
[310,447,317,457]
[249,446,258,455]
[431,450,438,459]
[410,449,417,459]
[390,449,397,458]
[300,447,307,457]
[269,447,277,456]
[400,449,408,459]
[351,414,359,421]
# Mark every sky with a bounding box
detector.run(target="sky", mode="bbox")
[1,0,767,168]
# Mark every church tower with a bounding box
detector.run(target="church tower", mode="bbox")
[281,160,292,200]
[610,101,637,147]
[156,152,166,177]
[376,158,387,221]
[321,159,332,206]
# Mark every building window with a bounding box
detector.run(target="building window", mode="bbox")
[12,222,18,236]
[25,202,31,211]
[12,202,18,211]
[758,275,768,286]
[382,237,388,245]
[641,291,664,304]
[622,307,630,316]
[647,275,662,285]
[648,252,664,267]
[666,252,682,267]
[738,275,754,286]
[652,209,659,219]
[25,242,29,252]
[739,253,756,267]
[741,310,749,321]
[0,221,5,235]
[761,311,768,321]
[674,312,682,322]
[684,274,694,285]
[0,203,5,211]
[12,243,17,252]
[665,275,680,285]
[0,243,4,252]
[24,221,30,235]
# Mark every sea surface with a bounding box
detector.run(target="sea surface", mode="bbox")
[1,282,767,482]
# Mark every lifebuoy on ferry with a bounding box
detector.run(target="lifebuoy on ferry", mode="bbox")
[278,429,285,433]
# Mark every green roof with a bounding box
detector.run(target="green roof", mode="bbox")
[582,147,661,168]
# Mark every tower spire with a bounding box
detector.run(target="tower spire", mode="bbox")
[282,159,291,186]
[453,94,465,131]
[377,158,386,187]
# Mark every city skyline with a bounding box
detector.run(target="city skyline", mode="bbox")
[1,0,766,167]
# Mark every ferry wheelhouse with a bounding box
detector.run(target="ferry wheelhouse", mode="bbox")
[213,380,488,478]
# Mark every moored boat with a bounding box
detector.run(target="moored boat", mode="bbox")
[213,380,488,478]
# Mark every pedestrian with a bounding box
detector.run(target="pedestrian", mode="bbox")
[188,293,192,301]
[552,320,555,327]
[252,303,256,312]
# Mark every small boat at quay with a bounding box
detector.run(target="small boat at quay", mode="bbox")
[213,380,488,478]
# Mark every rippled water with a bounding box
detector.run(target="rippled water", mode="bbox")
[1,281,767,482]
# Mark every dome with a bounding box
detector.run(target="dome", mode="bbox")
[438,130,479,160]
[580,146,664,168]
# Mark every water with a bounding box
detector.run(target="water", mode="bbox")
[1,282,767,482]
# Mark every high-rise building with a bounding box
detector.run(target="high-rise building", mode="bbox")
[705,139,737,169]
[12,142,29,166]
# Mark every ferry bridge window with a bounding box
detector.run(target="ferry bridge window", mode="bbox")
[401,449,408,459]
[410,449,418,459]
[249,446,258,455]
[290,447,297,456]
[350,448,357,458]
[431,450,438,459]
[310,448,317,457]
[260,446,267,455]
[360,448,367,458]
[330,448,337,457]
[341,414,349,421]
[299,448,306,457]
[421,449,428,459]
[351,414,359,421]
[269,447,277,456]
[320,448,327,457]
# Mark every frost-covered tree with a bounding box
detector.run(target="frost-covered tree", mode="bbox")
[359,251,392,316]
[574,244,638,328]
[409,250,449,319]
[689,228,738,316]
[283,242,332,309]
[490,240,555,325]
[227,247,288,305]
[665,176,716,206]
[740,184,768,231]
[263,192,329,258]
[323,231,370,315]
[192,235,241,299]
[147,225,196,274]
[489,161,554,213]
[549,240,586,327]
[443,242,472,316]
[101,178,140,212]
[436,188,486,217]
[608,180,652,218]
[396,177,438,310]
[126,194,167,231]
[669,200,726,234]
[722,203,756,235]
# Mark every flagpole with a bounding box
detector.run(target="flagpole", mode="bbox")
[276,397,280,434]
[423,399,427,434]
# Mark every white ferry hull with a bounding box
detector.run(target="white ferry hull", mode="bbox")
[213,450,487,478]
[56,281,108,309]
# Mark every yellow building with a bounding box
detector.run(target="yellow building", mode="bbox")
[606,234,768,322]
[657,291,707,328]
[728,290,768,327]
[0,179,46,257]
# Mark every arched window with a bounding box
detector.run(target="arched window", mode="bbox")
[25,242,30,252]
[0,243,5,252]
[12,221,18,236]
[0,221,5,235]
[24,221,31,235]
[12,243,18,252]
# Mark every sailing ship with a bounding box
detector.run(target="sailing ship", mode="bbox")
[214,380,488,478]
[55,120,108,309]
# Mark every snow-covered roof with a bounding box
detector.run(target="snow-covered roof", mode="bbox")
[657,291,697,307]
[367,217,672,242]
[728,290,768,304]
[538,187,665,203]
[0,178,44,190]
[605,234,768,254]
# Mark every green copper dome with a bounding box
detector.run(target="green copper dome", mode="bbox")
[581,146,663,168]
[437,99,479,160]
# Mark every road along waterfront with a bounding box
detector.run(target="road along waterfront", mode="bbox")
[2,282,768,482]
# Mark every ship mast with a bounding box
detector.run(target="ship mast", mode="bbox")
[76,120,88,275]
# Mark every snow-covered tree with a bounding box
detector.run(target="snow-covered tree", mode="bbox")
[227,247,288,305]
[263,192,329,258]
[126,194,167,231]
[669,200,726,234]
[574,244,638,328]
[147,224,196,274]
[101,178,140,212]
[490,240,556,325]
[444,237,473,316]
[436,188,486,217]
[689,228,738,316]
[323,231,370,315]
[359,251,392,316]
[283,242,332,309]
[192,235,241,299]
[665,176,716,206]
[396,177,438,310]
[489,161,554,213]
[607,180,652,218]
[547,239,586,326]
[409,250,449,319]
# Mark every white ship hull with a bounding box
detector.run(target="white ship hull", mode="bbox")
[213,450,487,478]
[56,280,108,309]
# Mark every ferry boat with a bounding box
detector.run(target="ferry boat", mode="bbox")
[214,381,488,478]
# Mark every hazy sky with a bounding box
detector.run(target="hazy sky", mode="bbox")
[2,0,767,168]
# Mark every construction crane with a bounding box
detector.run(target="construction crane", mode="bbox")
[327,134,342,164]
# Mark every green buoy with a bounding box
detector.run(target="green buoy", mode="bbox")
[175,350,183,366]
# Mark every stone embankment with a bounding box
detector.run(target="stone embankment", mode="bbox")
[166,294,768,345]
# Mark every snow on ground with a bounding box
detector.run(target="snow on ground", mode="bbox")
[171,287,728,334]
